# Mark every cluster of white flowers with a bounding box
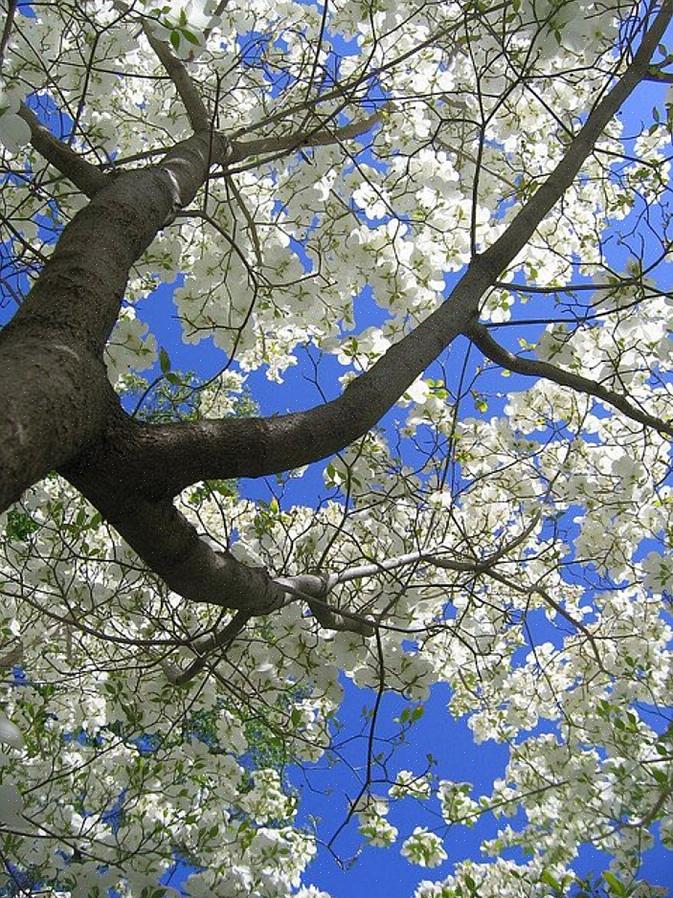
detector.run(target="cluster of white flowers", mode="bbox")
[356,796,399,848]
[389,770,432,801]
[105,306,158,383]
[401,828,447,869]
[0,78,29,153]
[1,0,673,895]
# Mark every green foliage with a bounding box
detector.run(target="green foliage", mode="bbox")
[4,509,39,541]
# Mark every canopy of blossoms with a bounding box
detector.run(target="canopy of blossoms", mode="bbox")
[1,1,673,897]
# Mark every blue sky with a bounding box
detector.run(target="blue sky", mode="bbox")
[131,263,673,895]
[109,56,673,890]
[2,6,673,895]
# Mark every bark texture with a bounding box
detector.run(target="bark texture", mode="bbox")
[1,1,670,626]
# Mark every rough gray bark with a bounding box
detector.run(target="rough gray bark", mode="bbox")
[1,1,671,629]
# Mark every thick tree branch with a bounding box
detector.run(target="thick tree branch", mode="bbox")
[142,24,210,133]
[115,1,673,499]
[17,104,109,197]
[9,131,219,351]
[0,131,223,511]
[112,0,211,133]
[161,515,542,687]
[473,0,672,281]
[60,472,288,616]
[107,271,475,497]
[3,2,670,641]
[62,464,372,663]
[467,322,673,438]
[0,0,17,68]
[276,574,376,636]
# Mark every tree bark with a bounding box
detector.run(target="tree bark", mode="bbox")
[1,1,670,628]
[0,133,222,510]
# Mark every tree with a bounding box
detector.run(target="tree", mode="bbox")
[1,0,673,894]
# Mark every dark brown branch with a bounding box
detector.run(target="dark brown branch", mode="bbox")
[59,471,288,616]
[18,104,109,197]
[467,321,673,438]
[112,271,476,497]
[116,1,673,499]
[3,1,670,636]
[111,0,210,133]
[473,0,673,281]
[0,131,223,511]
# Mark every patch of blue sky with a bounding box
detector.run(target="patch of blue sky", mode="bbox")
[635,700,673,737]
[4,15,672,894]
[0,240,30,324]
[6,665,27,686]
[292,680,512,897]
[100,790,126,833]
[237,30,271,67]
[509,606,571,670]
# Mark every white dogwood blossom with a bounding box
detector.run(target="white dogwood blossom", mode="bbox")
[1,0,673,896]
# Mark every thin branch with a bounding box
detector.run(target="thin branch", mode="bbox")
[484,568,604,668]
[275,574,376,636]
[329,512,541,585]
[645,66,673,83]
[227,106,388,166]
[0,0,17,68]
[163,609,252,686]
[467,321,673,438]
[0,640,22,669]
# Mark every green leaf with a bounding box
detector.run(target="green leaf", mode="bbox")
[410,704,424,722]
[181,28,200,45]
[169,29,180,50]
[159,347,171,374]
[603,871,627,897]
[5,509,39,541]
[540,869,562,891]
[652,767,669,786]
[463,873,477,894]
